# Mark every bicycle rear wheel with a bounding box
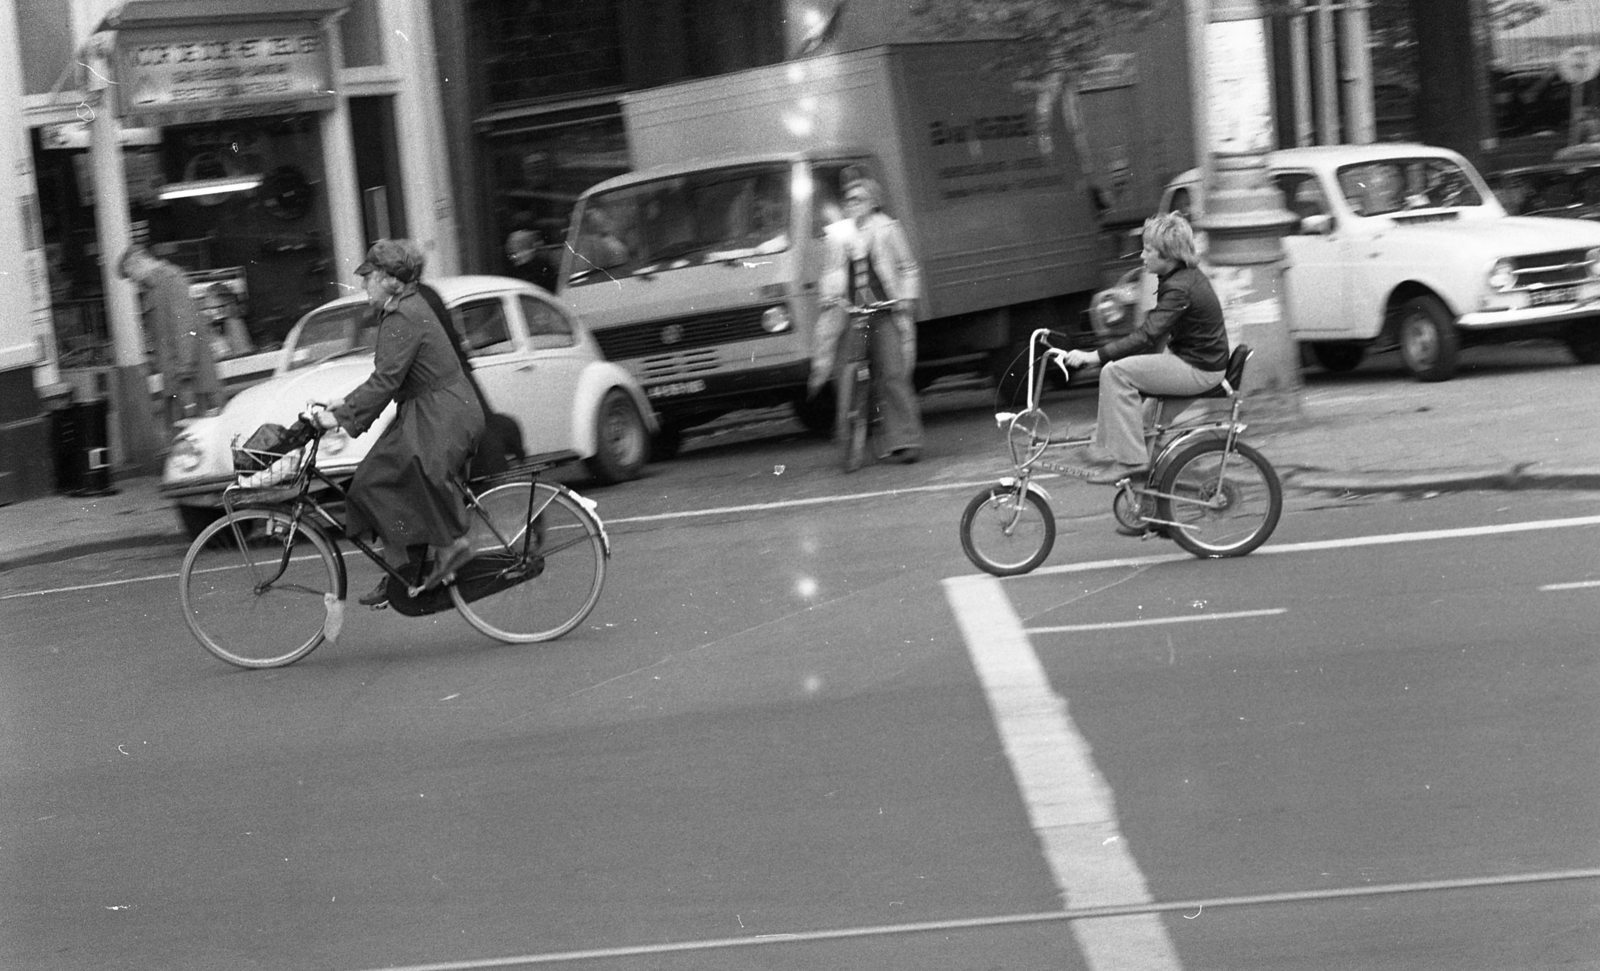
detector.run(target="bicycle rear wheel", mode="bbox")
[842,362,869,472]
[452,481,607,643]
[179,508,344,668]
[959,484,1055,576]
[1157,439,1282,558]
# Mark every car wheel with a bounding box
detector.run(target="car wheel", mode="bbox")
[1395,295,1460,382]
[585,389,649,484]
[178,504,222,540]
[1310,341,1366,373]
[1566,327,1600,364]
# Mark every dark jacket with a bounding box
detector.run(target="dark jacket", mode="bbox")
[1097,264,1230,372]
[334,287,486,549]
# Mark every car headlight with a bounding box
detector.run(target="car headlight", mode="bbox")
[320,427,350,456]
[762,305,793,333]
[168,435,204,474]
[1487,259,1517,292]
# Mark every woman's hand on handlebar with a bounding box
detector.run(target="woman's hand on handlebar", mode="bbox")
[307,400,343,430]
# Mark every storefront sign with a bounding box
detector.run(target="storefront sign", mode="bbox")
[114,21,335,126]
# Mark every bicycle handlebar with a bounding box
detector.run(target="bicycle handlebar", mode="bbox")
[844,300,900,316]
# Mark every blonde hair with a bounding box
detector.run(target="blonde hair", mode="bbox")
[1143,211,1199,266]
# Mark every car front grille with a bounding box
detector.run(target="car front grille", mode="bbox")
[592,306,778,360]
[1512,248,1594,290]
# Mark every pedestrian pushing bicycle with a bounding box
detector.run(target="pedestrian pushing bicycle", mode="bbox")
[812,176,923,470]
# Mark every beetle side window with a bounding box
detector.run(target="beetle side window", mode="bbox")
[520,294,575,350]
[456,299,514,357]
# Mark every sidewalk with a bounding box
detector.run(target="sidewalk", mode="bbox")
[3,347,1598,571]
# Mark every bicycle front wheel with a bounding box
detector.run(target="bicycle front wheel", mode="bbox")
[959,484,1055,576]
[1157,439,1282,558]
[179,508,344,668]
[453,482,607,643]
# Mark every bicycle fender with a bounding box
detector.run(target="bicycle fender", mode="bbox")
[565,487,612,558]
[997,476,1051,502]
[1150,428,1228,480]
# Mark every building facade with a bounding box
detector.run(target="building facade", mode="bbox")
[6,0,457,482]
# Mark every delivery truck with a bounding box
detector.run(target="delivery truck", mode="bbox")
[555,40,1177,449]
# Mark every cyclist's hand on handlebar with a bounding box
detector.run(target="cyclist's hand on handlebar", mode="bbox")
[1062,348,1100,370]
[307,401,342,430]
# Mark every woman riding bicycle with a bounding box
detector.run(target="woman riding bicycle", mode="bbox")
[812,177,924,464]
[1063,211,1230,484]
[314,239,486,603]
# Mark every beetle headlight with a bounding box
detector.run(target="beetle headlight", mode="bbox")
[320,427,349,456]
[169,435,204,474]
[762,305,793,333]
[1487,259,1517,292]
[1093,291,1129,326]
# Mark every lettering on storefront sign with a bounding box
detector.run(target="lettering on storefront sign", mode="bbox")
[114,22,334,122]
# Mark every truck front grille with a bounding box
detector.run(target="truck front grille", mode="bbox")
[592,306,779,360]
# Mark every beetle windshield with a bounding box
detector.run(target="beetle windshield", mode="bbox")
[566,164,791,285]
[286,303,377,371]
[1335,157,1485,216]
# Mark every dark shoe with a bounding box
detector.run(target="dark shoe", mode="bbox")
[1114,522,1147,537]
[358,578,390,607]
[410,536,473,595]
[890,446,921,464]
[1088,461,1148,485]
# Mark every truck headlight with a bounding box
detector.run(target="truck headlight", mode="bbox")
[761,305,793,333]
[1588,248,1600,277]
[1487,259,1517,292]
[169,435,204,474]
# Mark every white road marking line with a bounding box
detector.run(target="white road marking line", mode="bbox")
[942,574,1182,971]
[607,476,1002,525]
[1030,607,1286,634]
[1541,579,1600,591]
[1021,513,1600,578]
[339,867,1600,971]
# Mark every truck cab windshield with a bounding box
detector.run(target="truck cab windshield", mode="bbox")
[567,164,791,285]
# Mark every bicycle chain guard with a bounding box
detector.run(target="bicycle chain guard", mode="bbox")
[383,551,545,617]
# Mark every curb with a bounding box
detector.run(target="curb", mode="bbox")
[1284,464,1600,495]
[0,531,187,573]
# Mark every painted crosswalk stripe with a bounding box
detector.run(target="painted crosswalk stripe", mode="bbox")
[1029,607,1286,634]
[943,573,1182,971]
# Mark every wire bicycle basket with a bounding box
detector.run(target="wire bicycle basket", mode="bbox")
[230,420,316,495]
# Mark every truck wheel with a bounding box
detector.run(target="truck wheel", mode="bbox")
[1310,341,1365,373]
[1566,327,1600,364]
[650,423,685,461]
[1396,295,1460,382]
[585,390,649,483]
[792,389,836,437]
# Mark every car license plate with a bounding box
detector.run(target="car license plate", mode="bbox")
[1530,286,1578,306]
[646,379,707,399]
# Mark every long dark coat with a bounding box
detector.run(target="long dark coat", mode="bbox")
[333,287,485,550]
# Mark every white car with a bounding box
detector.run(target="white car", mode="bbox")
[161,275,657,536]
[1090,144,1600,380]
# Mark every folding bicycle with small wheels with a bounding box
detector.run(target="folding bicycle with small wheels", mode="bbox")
[959,328,1283,576]
[177,407,610,668]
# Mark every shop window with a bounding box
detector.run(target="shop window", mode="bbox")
[488,111,628,279]
[458,299,514,356]
[520,295,574,350]
[474,0,625,104]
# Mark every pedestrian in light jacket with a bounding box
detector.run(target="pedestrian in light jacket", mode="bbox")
[811,177,924,462]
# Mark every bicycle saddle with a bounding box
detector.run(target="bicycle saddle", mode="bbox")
[1150,344,1252,401]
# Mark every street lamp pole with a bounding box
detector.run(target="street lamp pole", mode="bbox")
[1192,0,1303,413]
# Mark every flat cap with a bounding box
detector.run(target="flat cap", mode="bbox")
[354,238,425,283]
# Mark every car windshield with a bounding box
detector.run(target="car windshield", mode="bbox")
[1494,167,1600,217]
[286,303,377,371]
[1335,157,1484,216]
[566,163,791,285]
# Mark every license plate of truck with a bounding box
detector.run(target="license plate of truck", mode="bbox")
[1530,286,1577,306]
[646,379,707,399]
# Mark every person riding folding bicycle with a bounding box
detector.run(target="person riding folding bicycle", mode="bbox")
[1063,211,1230,484]
[811,177,924,464]
[313,239,486,605]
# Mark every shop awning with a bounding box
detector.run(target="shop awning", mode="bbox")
[97,0,348,31]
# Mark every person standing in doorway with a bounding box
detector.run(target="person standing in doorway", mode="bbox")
[117,245,222,427]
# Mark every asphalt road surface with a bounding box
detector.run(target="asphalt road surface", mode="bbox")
[4,394,1598,970]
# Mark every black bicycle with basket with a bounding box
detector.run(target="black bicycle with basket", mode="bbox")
[177,407,609,668]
